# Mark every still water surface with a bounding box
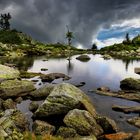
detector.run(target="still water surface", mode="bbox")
[18,54,140,132]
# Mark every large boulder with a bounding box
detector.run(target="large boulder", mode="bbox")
[35,83,97,118]
[0,79,35,98]
[0,64,20,80]
[32,120,55,135]
[76,55,90,62]
[120,78,140,91]
[64,109,103,136]
[0,109,28,139]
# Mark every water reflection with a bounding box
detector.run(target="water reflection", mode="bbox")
[0,56,34,71]
[67,59,74,75]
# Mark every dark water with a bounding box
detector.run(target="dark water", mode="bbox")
[16,54,140,132]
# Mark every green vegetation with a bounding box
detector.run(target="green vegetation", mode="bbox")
[0,30,22,44]
[100,34,140,52]
[100,34,140,59]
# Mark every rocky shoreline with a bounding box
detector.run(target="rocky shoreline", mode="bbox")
[0,64,140,139]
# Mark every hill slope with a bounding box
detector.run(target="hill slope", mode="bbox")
[0,30,82,57]
[100,35,140,59]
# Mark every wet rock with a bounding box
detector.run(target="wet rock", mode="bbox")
[120,78,140,91]
[41,68,48,71]
[64,109,103,136]
[98,132,132,140]
[41,73,71,82]
[96,116,118,134]
[35,83,97,118]
[75,82,86,87]
[0,109,28,139]
[0,79,35,98]
[94,90,140,103]
[56,126,77,138]
[127,117,140,128]
[76,55,90,62]
[3,99,16,110]
[32,120,55,135]
[29,101,39,112]
[97,87,110,92]
[0,64,20,80]
[135,68,140,75]
[30,84,54,99]
[112,105,140,114]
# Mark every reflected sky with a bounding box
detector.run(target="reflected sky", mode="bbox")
[28,54,140,91]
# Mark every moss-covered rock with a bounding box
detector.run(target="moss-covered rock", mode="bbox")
[56,126,78,138]
[2,99,16,110]
[76,55,90,62]
[64,109,103,136]
[0,64,20,80]
[35,83,97,118]
[32,120,55,135]
[20,70,43,78]
[0,109,28,139]
[0,79,35,98]
[120,78,140,91]
[29,101,39,112]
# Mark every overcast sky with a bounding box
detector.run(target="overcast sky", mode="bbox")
[0,0,140,48]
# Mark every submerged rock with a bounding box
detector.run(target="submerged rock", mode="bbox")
[127,117,140,128]
[41,73,71,82]
[0,64,20,80]
[32,120,55,135]
[35,83,97,118]
[120,78,140,91]
[0,79,35,98]
[76,55,91,62]
[41,68,48,71]
[64,109,103,136]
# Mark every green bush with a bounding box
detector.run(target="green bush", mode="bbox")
[0,30,22,44]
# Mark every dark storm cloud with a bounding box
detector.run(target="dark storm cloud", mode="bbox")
[0,0,140,48]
